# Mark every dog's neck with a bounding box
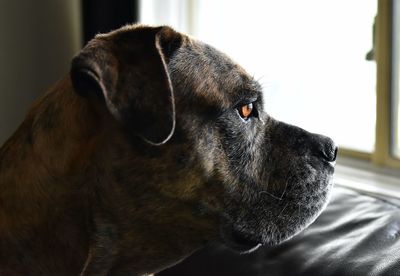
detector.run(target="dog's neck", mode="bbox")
[0,77,210,275]
[0,76,100,274]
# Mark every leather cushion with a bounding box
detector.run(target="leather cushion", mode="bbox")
[159,186,400,276]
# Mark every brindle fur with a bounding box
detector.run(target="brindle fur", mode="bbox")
[0,24,335,275]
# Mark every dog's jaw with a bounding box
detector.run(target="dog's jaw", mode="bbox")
[214,165,334,253]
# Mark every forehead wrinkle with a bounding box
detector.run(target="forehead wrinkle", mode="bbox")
[169,38,260,109]
[168,44,228,107]
[236,79,263,102]
[197,45,262,107]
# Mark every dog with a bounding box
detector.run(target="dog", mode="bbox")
[0,24,336,275]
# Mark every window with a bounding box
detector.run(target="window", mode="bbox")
[192,0,376,154]
[374,0,400,167]
[139,0,400,168]
[393,0,400,159]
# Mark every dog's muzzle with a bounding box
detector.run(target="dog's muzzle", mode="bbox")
[219,120,337,253]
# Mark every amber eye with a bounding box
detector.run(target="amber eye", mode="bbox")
[238,103,254,120]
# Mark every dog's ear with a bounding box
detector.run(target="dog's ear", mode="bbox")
[70,26,182,145]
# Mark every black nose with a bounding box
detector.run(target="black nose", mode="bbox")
[320,139,337,162]
[325,145,338,162]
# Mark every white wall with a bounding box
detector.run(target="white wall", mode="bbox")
[0,0,82,145]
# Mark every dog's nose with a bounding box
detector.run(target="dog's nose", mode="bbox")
[318,138,337,162]
[323,144,338,162]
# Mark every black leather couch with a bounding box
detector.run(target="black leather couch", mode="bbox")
[159,185,400,276]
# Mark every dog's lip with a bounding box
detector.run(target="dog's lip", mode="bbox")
[321,158,336,172]
[231,229,262,251]
[326,161,336,173]
[327,160,336,167]
[220,224,262,253]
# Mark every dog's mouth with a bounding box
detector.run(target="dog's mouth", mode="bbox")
[217,161,335,254]
[220,224,262,253]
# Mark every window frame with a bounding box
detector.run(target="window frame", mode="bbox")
[373,0,400,167]
[332,0,400,168]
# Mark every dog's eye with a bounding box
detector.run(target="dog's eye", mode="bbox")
[238,103,254,120]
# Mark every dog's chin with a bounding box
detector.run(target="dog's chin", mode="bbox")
[219,224,262,254]
[218,167,334,254]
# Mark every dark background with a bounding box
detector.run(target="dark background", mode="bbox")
[81,0,138,44]
[0,0,138,145]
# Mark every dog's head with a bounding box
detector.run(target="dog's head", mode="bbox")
[71,25,336,254]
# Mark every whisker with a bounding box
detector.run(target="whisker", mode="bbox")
[278,176,291,200]
[259,190,283,201]
[278,203,289,218]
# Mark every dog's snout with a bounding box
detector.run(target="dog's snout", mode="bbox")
[271,121,338,163]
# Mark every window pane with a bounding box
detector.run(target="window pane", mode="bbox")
[193,0,377,152]
[393,0,400,159]
[139,0,191,34]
